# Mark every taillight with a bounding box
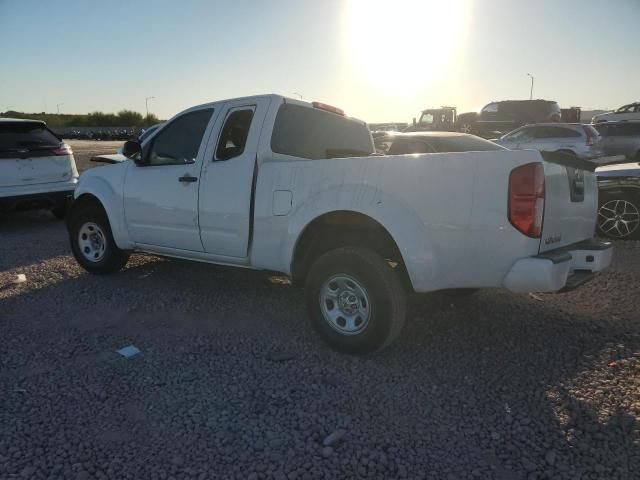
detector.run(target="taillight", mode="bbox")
[508,162,545,238]
[52,143,72,156]
[582,126,594,146]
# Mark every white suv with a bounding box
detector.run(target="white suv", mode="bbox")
[0,118,78,218]
[592,102,640,123]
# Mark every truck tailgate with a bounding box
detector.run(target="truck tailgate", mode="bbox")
[539,158,598,253]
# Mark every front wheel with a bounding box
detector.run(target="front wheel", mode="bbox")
[69,202,129,274]
[305,247,407,355]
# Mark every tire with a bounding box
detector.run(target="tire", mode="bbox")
[597,192,640,240]
[51,204,66,220]
[459,123,473,134]
[69,202,129,274]
[305,247,406,355]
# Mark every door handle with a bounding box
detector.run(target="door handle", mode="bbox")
[178,175,198,183]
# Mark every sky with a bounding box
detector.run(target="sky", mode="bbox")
[1,0,639,123]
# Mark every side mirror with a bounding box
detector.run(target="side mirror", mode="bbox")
[122,140,144,163]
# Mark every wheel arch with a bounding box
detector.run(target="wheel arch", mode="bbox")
[72,178,132,249]
[290,210,413,290]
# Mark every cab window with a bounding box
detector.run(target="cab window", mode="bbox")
[215,108,255,161]
[145,109,213,166]
[482,103,498,113]
[419,113,434,125]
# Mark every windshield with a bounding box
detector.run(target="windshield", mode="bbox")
[429,135,505,152]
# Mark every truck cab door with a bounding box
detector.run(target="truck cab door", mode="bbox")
[123,107,216,251]
[198,97,271,258]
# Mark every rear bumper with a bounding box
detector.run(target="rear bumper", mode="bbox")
[0,189,73,212]
[503,239,613,293]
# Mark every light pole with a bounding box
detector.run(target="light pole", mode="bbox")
[526,73,534,100]
[56,103,64,114]
[145,96,155,119]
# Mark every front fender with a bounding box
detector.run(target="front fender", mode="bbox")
[74,169,132,249]
[283,184,438,291]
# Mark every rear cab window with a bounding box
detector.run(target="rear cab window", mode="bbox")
[271,104,373,160]
[0,122,61,152]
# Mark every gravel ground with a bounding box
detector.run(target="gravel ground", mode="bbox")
[65,140,123,173]
[0,210,639,480]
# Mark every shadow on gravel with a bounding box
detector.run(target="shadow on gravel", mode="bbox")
[0,210,67,271]
[400,291,640,477]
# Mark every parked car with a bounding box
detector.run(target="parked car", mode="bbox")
[494,123,604,161]
[67,94,611,354]
[0,118,78,218]
[592,102,640,123]
[593,121,640,161]
[456,100,561,137]
[385,131,505,154]
[596,161,640,239]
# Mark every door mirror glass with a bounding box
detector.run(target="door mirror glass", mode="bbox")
[122,140,142,160]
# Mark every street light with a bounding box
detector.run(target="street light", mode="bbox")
[145,96,155,118]
[292,92,304,100]
[526,73,534,100]
[56,103,64,114]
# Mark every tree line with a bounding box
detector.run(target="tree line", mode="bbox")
[0,110,161,128]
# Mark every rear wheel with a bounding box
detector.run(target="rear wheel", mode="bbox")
[305,247,406,354]
[69,202,129,273]
[597,193,640,240]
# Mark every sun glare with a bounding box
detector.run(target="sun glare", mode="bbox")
[344,0,471,94]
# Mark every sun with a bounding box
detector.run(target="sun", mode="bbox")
[343,0,471,94]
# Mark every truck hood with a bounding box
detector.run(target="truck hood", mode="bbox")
[91,154,128,164]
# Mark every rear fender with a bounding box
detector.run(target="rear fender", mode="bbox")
[284,184,437,291]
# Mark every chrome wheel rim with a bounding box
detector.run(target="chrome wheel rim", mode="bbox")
[78,222,107,262]
[459,123,472,133]
[319,274,371,336]
[598,199,640,238]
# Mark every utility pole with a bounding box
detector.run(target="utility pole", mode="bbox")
[145,96,155,119]
[56,103,64,114]
[527,73,534,100]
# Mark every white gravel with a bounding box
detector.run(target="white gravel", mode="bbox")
[1,210,639,479]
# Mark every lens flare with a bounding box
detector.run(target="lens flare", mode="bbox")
[343,0,471,95]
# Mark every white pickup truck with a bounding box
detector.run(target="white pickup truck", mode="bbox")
[68,95,612,354]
